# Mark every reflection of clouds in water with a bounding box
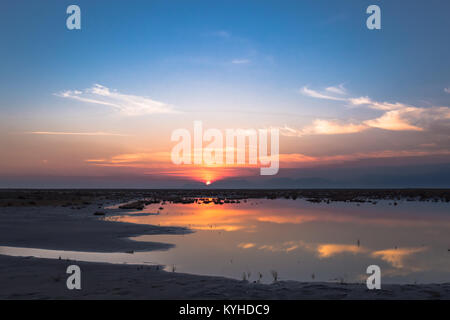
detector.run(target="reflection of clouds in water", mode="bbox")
[256,241,312,253]
[240,239,425,274]
[256,210,450,228]
[372,247,427,270]
[194,225,244,231]
[317,244,367,258]
[256,215,315,224]
[110,199,449,282]
[237,243,255,249]
[247,241,368,258]
[111,199,450,236]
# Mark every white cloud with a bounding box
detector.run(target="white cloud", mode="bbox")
[363,108,424,131]
[281,120,368,137]
[231,59,250,64]
[210,30,231,38]
[445,87,450,94]
[293,85,450,136]
[55,84,178,116]
[300,86,347,101]
[307,120,367,135]
[325,84,346,95]
[348,96,373,106]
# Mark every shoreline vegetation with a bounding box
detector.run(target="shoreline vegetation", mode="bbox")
[0,189,449,299]
[0,189,449,208]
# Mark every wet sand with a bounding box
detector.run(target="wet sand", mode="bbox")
[0,205,189,252]
[1,190,450,300]
[2,254,450,300]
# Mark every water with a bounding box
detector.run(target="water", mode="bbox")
[2,198,450,284]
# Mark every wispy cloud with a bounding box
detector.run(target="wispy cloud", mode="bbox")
[278,149,450,168]
[231,59,250,64]
[209,30,231,38]
[296,85,450,135]
[364,108,424,131]
[55,84,178,116]
[300,86,346,101]
[26,131,131,137]
[445,87,450,94]
[325,84,347,95]
[85,152,175,169]
[282,120,367,136]
[348,96,372,105]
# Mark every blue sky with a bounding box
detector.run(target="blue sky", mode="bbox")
[2,0,449,111]
[0,0,449,187]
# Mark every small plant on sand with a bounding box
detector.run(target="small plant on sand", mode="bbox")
[242,271,252,281]
[270,270,278,283]
[257,272,263,283]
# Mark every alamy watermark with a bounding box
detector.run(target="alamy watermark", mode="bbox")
[66,265,81,290]
[66,5,81,30]
[366,265,381,290]
[366,5,381,30]
[65,4,381,31]
[171,121,280,175]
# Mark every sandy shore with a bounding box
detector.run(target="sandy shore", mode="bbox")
[1,194,450,300]
[2,255,450,300]
[0,205,192,252]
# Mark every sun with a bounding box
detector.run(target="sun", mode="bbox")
[205,181,211,186]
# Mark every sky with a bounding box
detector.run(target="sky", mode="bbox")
[0,0,449,188]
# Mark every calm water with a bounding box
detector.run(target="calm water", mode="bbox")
[115,198,450,284]
[2,198,450,284]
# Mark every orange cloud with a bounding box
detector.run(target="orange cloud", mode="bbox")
[85,152,171,168]
[85,151,261,183]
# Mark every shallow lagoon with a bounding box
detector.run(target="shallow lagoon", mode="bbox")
[2,198,450,284]
[112,198,450,284]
